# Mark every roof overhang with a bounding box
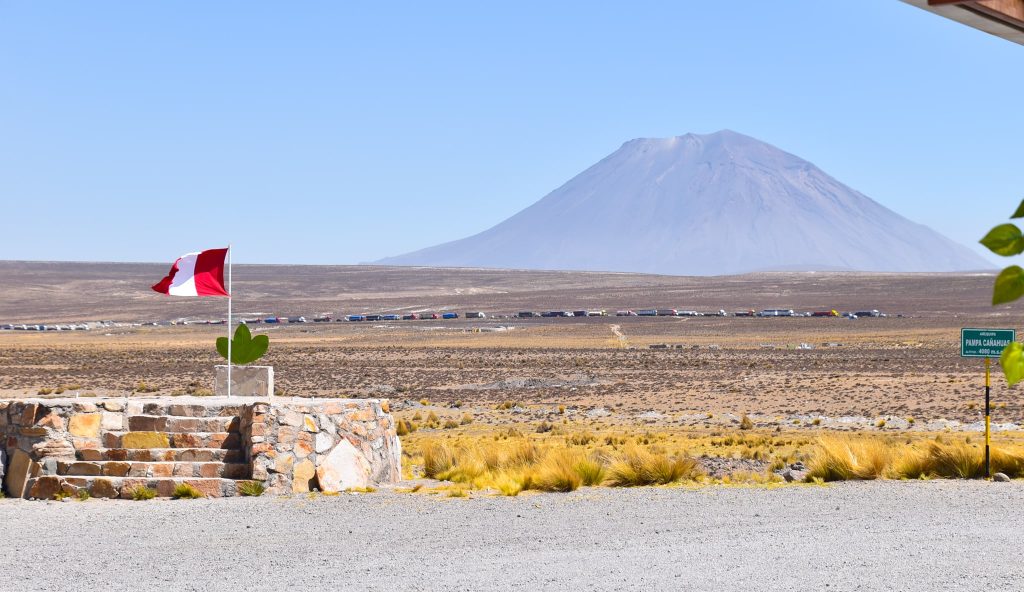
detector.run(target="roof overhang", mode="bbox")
[902,0,1024,45]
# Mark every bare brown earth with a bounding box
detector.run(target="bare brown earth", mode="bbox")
[1,261,1021,424]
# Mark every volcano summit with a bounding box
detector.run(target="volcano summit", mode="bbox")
[379,130,989,275]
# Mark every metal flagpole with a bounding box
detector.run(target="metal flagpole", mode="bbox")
[227,245,232,399]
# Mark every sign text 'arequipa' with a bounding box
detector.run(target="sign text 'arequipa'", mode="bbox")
[960,328,1016,358]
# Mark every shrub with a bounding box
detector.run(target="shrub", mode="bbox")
[607,447,702,487]
[37,388,53,395]
[76,489,91,501]
[740,414,754,430]
[129,486,157,501]
[567,432,596,446]
[396,421,410,437]
[460,413,474,425]
[536,421,554,433]
[237,481,265,497]
[807,437,894,481]
[531,450,582,492]
[574,455,607,486]
[422,441,457,478]
[172,483,204,499]
[443,419,460,429]
[927,441,982,479]
[493,472,524,496]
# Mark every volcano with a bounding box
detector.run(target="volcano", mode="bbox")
[378,130,989,275]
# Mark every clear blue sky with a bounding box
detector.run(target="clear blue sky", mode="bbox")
[2,1,1021,266]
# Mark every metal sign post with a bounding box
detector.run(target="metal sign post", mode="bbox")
[960,328,1015,479]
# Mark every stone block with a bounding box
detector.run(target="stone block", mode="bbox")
[38,412,66,431]
[102,400,125,412]
[128,416,167,431]
[28,476,63,500]
[168,404,207,417]
[315,439,371,493]
[103,462,131,477]
[17,403,39,426]
[184,479,220,498]
[122,432,170,449]
[171,433,202,448]
[69,414,101,438]
[4,450,38,498]
[214,365,274,397]
[77,449,104,461]
[315,431,334,453]
[64,462,102,476]
[101,412,123,431]
[33,439,76,458]
[274,454,295,475]
[292,459,316,493]
[173,463,195,477]
[303,415,319,433]
[152,464,174,477]
[90,478,119,498]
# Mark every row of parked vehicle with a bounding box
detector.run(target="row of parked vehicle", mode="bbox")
[610,308,885,318]
[1,308,888,332]
[1,323,92,331]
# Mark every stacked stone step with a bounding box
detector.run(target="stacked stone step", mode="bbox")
[18,401,251,499]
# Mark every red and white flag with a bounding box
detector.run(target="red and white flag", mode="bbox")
[151,248,230,297]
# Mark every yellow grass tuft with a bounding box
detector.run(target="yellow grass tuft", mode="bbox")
[607,447,703,487]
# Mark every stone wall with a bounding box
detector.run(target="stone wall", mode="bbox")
[241,399,401,494]
[1,397,400,499]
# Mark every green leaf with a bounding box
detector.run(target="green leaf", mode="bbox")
[980,224,1024,256]
[215,324,269,365]
[1001,342,1024,386]
[1012,199,1024,219]
[216,337,229,361]
[993,265,1024,305]
[247,334,269,364]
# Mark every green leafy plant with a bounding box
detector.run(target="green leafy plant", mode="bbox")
[216,324,269,365]
[981,199,1024,385]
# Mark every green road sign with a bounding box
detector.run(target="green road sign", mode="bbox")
[961,328,1016,358]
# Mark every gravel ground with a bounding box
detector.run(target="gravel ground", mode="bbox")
[2,481,1022,591]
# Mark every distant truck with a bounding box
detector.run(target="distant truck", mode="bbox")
[616,310,637,317]
[465,312,486,319]
[382,314,401,321]
[656,309,678,316]
[346,315,366,322]
[757,309,795,317]
[853,310,883,318]
[402,313,420,320]
[517,311,538,318]
[811,310,840,317]
[636,309,658,317]
[441,312,459,319]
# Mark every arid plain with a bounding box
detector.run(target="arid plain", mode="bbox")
[1,261,1020,426]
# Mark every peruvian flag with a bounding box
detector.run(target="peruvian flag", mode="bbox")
[151,248,230,297]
